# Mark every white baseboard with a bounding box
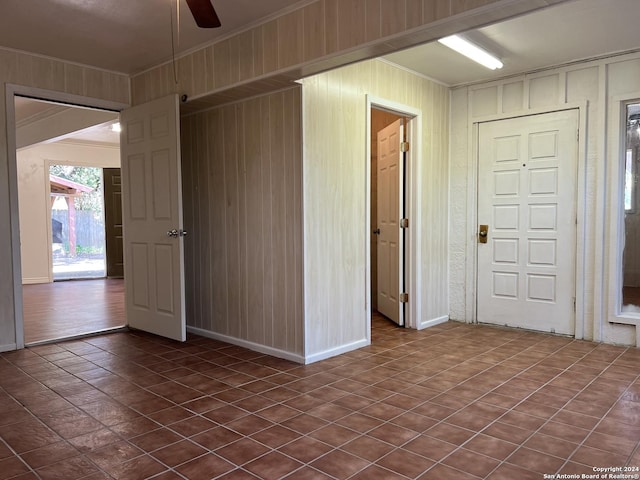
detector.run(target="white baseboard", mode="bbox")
[418,315,449,330]
[22,277,50,285]
[304,338,370,364]
[187,327,305,364]
[0,343,17,353]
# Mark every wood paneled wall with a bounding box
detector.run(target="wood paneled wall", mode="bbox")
[0,48,129,351]
[303,59,449,360]
[450,52,640,347]
[131,0,570,110]
[180,87,303,358]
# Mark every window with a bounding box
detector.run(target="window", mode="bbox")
[622,104,640,313]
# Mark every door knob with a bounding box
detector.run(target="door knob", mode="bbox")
[167,229,187,238]
[373,228,380,235]
[478,225,488,243]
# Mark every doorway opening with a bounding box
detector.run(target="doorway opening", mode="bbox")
[368,100,418,337]
[13,94,126,345]
[50,164,107,280]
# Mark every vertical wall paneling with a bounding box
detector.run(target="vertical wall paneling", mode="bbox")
[338,0,366,51]
[262,21,280,75]
[260,96,274,348]
[181,87,303,360]
[380,0,407,38]
[302,59,449,361]
[303,1,325,62]
[130,0,568,106]
[245,97,265,346]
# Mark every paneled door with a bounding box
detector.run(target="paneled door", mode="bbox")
[104,168,123,278]
[477,110,578,335]
[377,118,404,326]
[120,94,186,341]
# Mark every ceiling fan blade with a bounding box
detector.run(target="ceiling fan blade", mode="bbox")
[185,0,221,28]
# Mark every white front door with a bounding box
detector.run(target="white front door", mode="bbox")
[477,110,578,335]
[377,118,404,325]
[120,94,186,341]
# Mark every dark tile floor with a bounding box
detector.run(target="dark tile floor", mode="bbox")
[1,315,639,479]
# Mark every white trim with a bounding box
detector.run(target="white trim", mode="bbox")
[0,344,18,353]
[420,315,450,330]
[27,327,129,347]
[303,338,369,365]
[464,100,478,323]
[365,95,423,332]
[45,159,54,283]
[467,103,587,337]
[187,327,306,364]
[606,93,640,329]
[6,84,129,351]
[22,277,51,285]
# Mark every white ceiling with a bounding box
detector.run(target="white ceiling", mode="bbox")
[1,0,637,84]
[384,0,640,86]
[10,0,640,148]
[0,0,307,74]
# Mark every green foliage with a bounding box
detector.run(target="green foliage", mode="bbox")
[50,165,103,213]
[76,245,104,255]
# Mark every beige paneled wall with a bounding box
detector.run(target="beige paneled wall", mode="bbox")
[0,48,129,351]
[450,53,640,347]
[302,59,449,360]
[130,0,569,108]
[180,87,303,359]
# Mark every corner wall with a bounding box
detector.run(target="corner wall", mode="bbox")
[302,59,449,360]
[180,87,303,360]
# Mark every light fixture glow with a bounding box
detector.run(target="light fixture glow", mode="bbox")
[438,35,503,70]
[111,122,121,133]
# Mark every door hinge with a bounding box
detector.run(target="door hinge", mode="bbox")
[400,218,409,228]
[400,292,409,303]
[573,297,576,312]
[401,141,410,153]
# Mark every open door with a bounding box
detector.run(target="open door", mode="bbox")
[376,118,405,326]
[120,94,186,341]
[104,168,124,278]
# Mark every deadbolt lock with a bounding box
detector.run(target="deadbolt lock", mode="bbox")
[478,225,488,244]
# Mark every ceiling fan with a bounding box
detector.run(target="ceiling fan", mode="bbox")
[185,0,221,28]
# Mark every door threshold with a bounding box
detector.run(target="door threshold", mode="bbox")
[25,326,129,347]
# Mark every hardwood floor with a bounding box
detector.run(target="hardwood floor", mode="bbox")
[22,278,125,344]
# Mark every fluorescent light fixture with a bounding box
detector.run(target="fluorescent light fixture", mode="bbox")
[111,122,121,133]
[438,35,503,70]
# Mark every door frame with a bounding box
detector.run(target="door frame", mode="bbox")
[466,103,588,339]
[366,95,422,337]
[5,84,128,349]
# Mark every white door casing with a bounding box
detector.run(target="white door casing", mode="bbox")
[477,110,578,335]
[120,94,186,341]
[377,118,404,325]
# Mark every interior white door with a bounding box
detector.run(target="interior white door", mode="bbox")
[120,94,186,341]
[377,118,404,325]
[477,110,578,335]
